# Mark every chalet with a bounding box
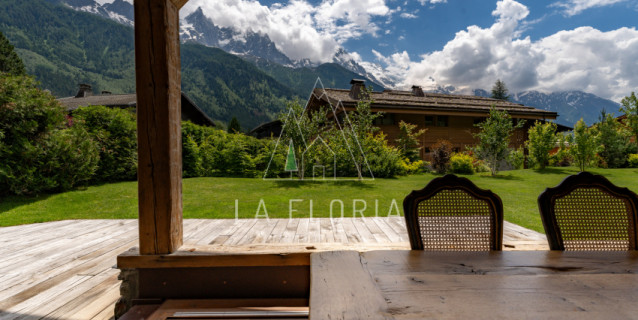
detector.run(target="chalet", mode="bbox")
[306,79,564,160]
[57,84,216,127]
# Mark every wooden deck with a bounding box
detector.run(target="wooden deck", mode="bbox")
[0,218,547,319]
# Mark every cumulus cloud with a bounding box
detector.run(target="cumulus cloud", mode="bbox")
[550,0,627,16]
[181,0,391,62]
[373,0,638,101]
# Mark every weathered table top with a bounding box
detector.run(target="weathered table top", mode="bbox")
[310,250,638,319]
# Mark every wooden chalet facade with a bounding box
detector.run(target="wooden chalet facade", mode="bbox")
[306,79,561,160]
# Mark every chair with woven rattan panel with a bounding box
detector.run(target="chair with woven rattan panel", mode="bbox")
[538,172,638,251]
[403,174,503,251]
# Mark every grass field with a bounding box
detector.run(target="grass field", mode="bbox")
[1,167,638,232]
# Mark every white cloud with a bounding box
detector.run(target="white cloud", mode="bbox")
[550,0,627,16]
[400,12,418,18]
[372,0,638,101]
[418,0,448,5]
[181,0,391,62]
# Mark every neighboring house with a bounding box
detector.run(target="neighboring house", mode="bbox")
[249,119,283,138]
[306,79,567,161]
[57,84,216,127]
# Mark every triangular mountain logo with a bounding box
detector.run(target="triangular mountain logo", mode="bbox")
[284,139,298,173]
[263,78,374,181]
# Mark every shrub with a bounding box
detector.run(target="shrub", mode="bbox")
[449,153,475,174]
[473,160,491,173]
[360,133,404,178]
[594,112,631,168]
[42,127,100,191]
[182,134,203,178]
[551,133,573,167]
[73,105,137,182]
[0,75,100,194]
[401,159,428,174]
[628,154,638,168]
[432,140,452,173]
[507,147,525,170]
[395,120,426,162]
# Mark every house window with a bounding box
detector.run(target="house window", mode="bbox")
[424,147,431,153]
[473,117,485,125]
[374,113,395,126]
[425,116,434,126]
[436,116,449,127]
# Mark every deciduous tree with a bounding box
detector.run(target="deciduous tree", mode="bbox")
[620,92,638,145]
[594,111,632,168]
[570,119,599,172]
[526,121,557,169]
[472,106,523,175]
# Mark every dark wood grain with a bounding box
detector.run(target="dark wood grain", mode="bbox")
[134,0,183,255]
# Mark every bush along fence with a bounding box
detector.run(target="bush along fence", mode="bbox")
[3,75,638,195]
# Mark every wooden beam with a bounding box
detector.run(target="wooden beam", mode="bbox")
[170,0,189,9]
[134,0,183,255]
[117,248,311,269]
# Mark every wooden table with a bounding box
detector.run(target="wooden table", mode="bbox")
[310,250,638,319]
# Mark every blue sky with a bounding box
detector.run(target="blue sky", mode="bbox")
[348,0,638,61]
[181,0,638,100]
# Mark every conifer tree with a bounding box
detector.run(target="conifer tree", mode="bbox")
[227,117,241,133]
[491,79,509,101]
[0,31,25,76]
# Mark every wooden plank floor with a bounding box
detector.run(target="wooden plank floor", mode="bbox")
[0,218,547,319]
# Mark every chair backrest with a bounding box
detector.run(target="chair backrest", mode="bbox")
[403,174,503,251]
[538,172,638,251]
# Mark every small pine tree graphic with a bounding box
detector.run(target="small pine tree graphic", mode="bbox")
[285,139,298,172]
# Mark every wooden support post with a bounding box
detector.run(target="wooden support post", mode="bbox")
[134,0,183,255]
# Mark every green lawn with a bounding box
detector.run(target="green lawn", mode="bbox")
[2,167,638,232]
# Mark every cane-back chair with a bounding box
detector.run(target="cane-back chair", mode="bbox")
[403,174,503,251]
[538,172,638,251]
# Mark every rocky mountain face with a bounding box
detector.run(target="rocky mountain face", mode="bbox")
[512,90,622,127]
[53,0,134,26]
[331,48,390,87]
[180,7,294,66]
[471,89,621,127]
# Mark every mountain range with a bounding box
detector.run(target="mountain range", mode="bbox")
[472,89,621,127]
[1,0,625,129]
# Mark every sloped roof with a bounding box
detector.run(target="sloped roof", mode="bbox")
[57,92,216,127]
[58,94,137,111]
[311,88,558,119]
